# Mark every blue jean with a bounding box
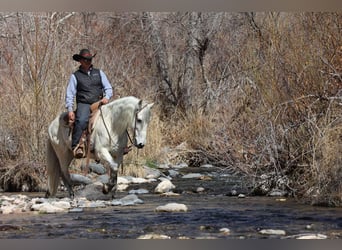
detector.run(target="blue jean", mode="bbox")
[72,102,91,149]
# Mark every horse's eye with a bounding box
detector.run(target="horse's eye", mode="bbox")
[137,119,142,123]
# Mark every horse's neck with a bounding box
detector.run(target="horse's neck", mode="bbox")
[102,101,135,132]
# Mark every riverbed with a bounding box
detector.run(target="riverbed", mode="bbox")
[1,169,342,239]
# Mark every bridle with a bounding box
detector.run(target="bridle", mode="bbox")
[126,103,149,148]
[100,103,149,149]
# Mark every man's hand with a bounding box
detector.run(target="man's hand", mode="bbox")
[68,111,75,122]
[101,97,109,105]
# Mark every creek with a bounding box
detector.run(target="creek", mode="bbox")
[0,167,341,239]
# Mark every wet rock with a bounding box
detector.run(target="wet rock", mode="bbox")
[31,203,67,213]
[128,189,149,194]
[295,233,327,239]
[137,233,171,239]
[173,162,188,169]
[160,192,180,197]
[268,189,287,197]
[144,166,162,179]
[88,162,106,175]
[157,163,171,169]
[70,174,92,185]
[259,229,286,236]
[96,174,109,184]
[81,200,107,208]
[200,164,214,168]
[69,207,84,213]
[219,228,231,235]
[155,203,188,212]
[75,182,110,200]
[111,194,143,206]
[154,179,175,193]
[168,169,179,177]
[182,173,203,179]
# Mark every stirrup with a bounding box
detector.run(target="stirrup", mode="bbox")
[73,147,84,158]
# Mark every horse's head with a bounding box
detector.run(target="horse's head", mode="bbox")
[131,100,154,149]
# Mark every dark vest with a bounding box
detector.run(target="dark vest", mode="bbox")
[74,67,103,104]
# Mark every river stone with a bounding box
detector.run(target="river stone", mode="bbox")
[111,194,143,206]
[155,203,188,212]
[75,182,110,200]
[173,162,188,169]
[168,169,179,177]
[182,173,203,179]
[200,164,214,168]
[259,229,286,236]
[50,200,71,209]
[295,233,327,239]
[137,234,171,239]
[129,189,149,194]
[144,166,162,179]
[88,162,106,175]
[154,179,175,193]
[31,203,67,213]
[70,174,92,185]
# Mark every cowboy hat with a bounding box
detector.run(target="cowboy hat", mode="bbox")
[73,49,96,61]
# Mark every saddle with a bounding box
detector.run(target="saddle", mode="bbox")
[63,101,102,158]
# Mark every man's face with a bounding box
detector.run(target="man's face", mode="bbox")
[80,58,92,67]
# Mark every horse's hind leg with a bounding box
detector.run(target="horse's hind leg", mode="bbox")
[58,151,75,198]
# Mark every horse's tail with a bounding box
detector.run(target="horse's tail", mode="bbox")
[46,139,60,197]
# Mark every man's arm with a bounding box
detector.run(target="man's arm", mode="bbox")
[100,70,113,100]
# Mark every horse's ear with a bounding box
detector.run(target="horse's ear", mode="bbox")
[148,103,154,109]
[138,99,143,108]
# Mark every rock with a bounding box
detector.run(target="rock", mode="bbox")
[69,208,84,213]
[295,233,327,239]
[31,203,67,213]
[75,182,110,200]
[200,164,214,168]
[154,179,175,193]
[219,228,231,235]
[143,166,162,179]
[173,162,188,169]
[238,194,246,198]
[268,189,287,197]
[168,169,179,177]
[88,162,106,175]
[155,203,188,212]
[182,173,203,179]
[50,200,71,209]
[111,194,143,206]
[137,234,171,239]
[259,229,286,236]
[96,174,109,184]
[157,163,170,169]
[70,174,92,185]
[196,187,205,193]
[129,189,149,194]
[160,192,180,197]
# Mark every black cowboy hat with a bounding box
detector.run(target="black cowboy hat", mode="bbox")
[72,49,96,62]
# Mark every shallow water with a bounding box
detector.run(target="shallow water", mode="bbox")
[1,169,342,239]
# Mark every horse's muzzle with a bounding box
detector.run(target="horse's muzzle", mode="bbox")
[136,143,145,149]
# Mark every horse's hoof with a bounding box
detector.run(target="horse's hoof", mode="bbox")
[45,191,50,198]
[102,184,109,194]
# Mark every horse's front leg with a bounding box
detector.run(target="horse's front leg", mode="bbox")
[98,149,119,197]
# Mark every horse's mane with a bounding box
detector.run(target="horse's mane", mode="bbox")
[98,96,140,132]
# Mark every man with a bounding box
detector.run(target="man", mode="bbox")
[65,48,113,158]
